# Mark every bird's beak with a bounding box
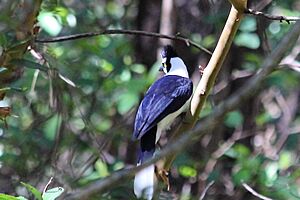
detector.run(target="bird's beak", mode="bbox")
[159,58,167,72]
[159,62,167,72]
[159,65,164,71]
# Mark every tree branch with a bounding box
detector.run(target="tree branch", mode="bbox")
[163,3,245,172]
[63,19,300,200]
[245,8,300,24]
[161,0,300,176]
[35,29,212,55]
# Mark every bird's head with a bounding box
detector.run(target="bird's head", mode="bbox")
[159,45,178,73]
[159,45,189,78]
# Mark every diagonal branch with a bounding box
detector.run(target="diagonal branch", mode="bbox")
[35,29,212,55]
[162,3,245,172]
[63,19,300,200]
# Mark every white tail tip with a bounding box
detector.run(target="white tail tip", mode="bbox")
[134,164,155,200]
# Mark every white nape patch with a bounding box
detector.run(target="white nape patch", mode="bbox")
[166,57,189,78]
[134,164,155,200]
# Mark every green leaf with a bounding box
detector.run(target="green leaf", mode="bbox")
[20,182,42,200]
[54,7,69,19]
[279,151,294,170]
[233,168,251,185]
[226,144,251,160]
[202,34,216,48]
[43,114,62,141]
[255,112,272,126]
[239,17,257,32]
[130,64,146,74]
[179,165,197,178]
[42,187,64,200]
[0,194,20,200]
[234,33,260,49]
[95,159,110,178]
[224,111,244,128]
[38,12,62,36]
[11,59,48,72]
[265,162,278,186]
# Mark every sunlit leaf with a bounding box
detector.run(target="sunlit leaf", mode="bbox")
[95,118,112,132]
[202,35,216,48]
[0,193,25,200]
[130,64,145,74]
[54,7,69,19]
[265,162,278,186]
[113,161,125,171]
[279,151,294,170]
[42,187,64,200]
[38,12,62,36]
[43,114,62,141]
[234,33,260,49]
[0,194,16,200]
[95,160,109,178]
[239,17,257,32]
[66,14,77,27]
[179,165,197,178]
[233,144,250,159]
[255,112,273,126]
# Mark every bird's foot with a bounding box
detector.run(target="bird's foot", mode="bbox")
[156,169,170,191]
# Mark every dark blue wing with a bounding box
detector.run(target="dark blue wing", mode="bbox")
[133,75,193,140]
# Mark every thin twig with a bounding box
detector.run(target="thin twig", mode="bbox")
[199,181,215,200]
[200,128,257,180]
[43,177,54,194]
[245,8,300,24]
[242,182,273,200]
[35,29,212,55]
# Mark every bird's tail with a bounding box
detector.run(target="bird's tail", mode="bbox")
[134,150,155,200]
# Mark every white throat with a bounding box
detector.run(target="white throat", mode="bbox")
[165,57,189,78]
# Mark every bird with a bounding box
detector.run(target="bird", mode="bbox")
[132,45,193,199]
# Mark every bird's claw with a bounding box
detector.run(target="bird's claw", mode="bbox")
[156,169,170,191]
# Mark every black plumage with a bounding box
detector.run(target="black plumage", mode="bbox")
[133,75,193,162]
[133,45,193,199]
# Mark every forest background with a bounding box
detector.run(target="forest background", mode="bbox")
[0,0,300,199]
